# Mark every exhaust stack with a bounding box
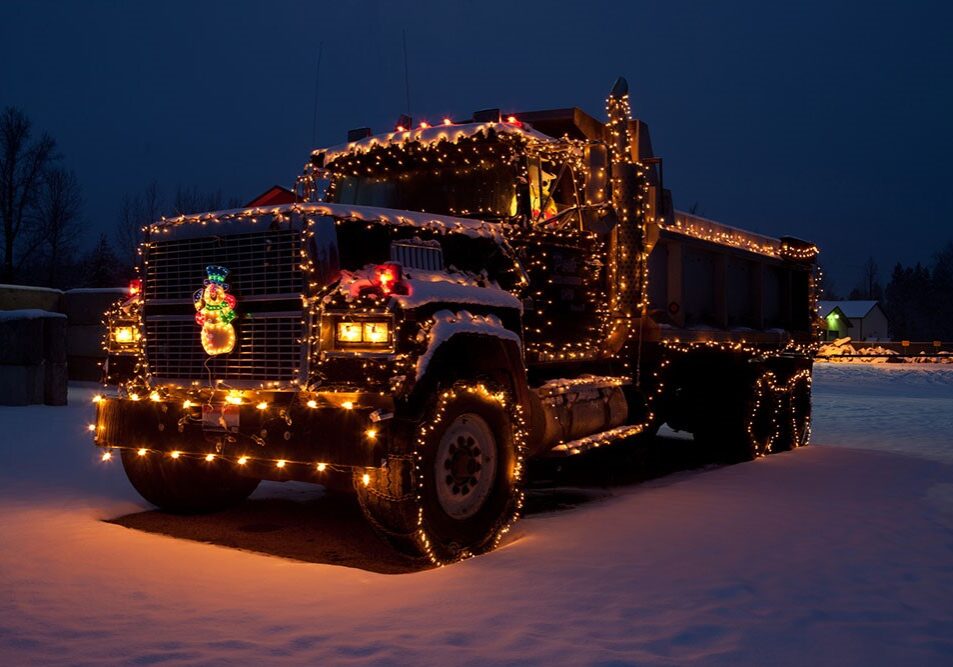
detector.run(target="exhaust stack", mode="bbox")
[605,77,647,353]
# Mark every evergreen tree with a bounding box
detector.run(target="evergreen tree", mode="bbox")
[82,233,122,287]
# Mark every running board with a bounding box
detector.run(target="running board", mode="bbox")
[546,423,649,457]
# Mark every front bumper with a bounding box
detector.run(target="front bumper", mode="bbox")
[93,392,393,470]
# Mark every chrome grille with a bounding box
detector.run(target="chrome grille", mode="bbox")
[142,224,307,385]
[143,230,302,300]
[145,313,303,383]
[390,240,444,271]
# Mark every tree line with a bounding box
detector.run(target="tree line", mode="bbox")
[0,107,238,290]
[821,245,953,341]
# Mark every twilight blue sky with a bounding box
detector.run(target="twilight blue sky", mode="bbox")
[2,0,951,291]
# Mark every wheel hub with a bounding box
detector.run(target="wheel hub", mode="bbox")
[434,413,497,520]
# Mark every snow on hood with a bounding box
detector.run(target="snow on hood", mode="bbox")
[334,267,522,312]
[415,309,521,380]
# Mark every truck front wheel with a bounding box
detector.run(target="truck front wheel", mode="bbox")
[357,382,525,564]
[120,449,261,514]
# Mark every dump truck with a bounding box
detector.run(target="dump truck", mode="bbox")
[94,78,820,563]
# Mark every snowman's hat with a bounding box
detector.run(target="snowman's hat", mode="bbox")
[204,265,230,288]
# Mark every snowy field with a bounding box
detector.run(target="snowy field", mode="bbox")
[2,364,952,666]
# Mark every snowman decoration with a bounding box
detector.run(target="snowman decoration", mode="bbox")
[194,265,237,355]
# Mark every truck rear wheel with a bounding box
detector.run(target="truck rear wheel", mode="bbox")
[120,449,260,514]
[356,382,525,564]
[774,371,812,452]
[693,369,778,462]
[745,371,782,458]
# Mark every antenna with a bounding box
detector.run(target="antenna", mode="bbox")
[402,29,411,115]
[310,41,324,147]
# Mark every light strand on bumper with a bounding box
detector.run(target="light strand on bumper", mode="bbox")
[94,443,369,479]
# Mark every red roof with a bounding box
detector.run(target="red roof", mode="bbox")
[245,185,296,207]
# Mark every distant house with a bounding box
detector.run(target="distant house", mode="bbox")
[245,185,296,207]
[818,300,889,341]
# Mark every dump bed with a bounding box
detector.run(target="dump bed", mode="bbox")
[648,211,817,342]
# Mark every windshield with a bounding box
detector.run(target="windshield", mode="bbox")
[327,162,518,220]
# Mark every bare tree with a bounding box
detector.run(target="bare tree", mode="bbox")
[171,186,240,216]
[861,256,880,299]
[36,167,83,286]
[0,107,58,281]
[850,256,883,300]
[116,181,161,267]
[173,185,222,215]
[816,263,839,300]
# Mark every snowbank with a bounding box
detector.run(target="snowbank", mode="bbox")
[1,369,952,665]
[817,338,951,363]
[0,308,65,321]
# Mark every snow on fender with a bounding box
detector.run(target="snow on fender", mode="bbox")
[415,310,522,381]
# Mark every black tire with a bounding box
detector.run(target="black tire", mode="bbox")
[746,372,782,457]
[356,382,525,564]
[775,371,812,452]
[120,449,260,514]
[693,369,779,463]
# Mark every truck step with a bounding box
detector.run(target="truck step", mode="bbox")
[547,422,649,457]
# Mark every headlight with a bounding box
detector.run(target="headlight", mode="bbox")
[336,322,364,343]
[363,321,389,344]
[111,326,138,344]
[334,319,391,349]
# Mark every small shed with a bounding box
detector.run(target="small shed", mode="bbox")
[818,300,890,341]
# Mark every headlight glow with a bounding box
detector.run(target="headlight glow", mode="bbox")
[336,322,363,343]
[112,326,137,344]
[363,321,390,344]
[334,318,392,349]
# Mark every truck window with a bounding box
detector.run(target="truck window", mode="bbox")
[329,163,518,220]
[528,158,580,227]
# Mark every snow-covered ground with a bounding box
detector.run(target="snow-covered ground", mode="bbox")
[2,365,952,665]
